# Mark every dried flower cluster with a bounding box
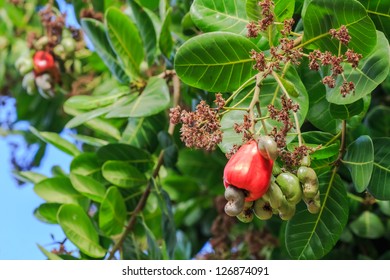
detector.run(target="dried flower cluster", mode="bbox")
[169,100,223,151]
[246,0,275,37]
[39,5,66,50]
[233,114,253,143]
[308,25,362,97]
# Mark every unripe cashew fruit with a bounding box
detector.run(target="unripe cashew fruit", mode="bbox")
[61,37,76,55]
[237,209,254,223]
[303,192,321,214]
[276,172,302,204]
[22,72,36,95]
[297,166,319,199]
[15,56,34,75]
[258,136,278,161]
[224,186,245,217]
[278,198,296,221]
[264,181,284,209]
[300,156,311,167]
[272,162,282,176]
[253,198,273,220]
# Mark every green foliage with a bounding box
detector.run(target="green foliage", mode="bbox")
[2,0,390,261]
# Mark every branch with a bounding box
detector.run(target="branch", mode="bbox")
[248,73,262,134]
[107,73,180,260]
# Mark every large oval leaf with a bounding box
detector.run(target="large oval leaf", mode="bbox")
[106,77,170,118]
[343,135,374,192]
[34,203,61,224]
[81,18,129,83]
[57,204,106,258]
[175,32,258,92]
[302,0,377,56]
[99,187,127,236]
[367,138,390,199]
[105,7,144,78]
[70,152,103,181]
[350,211,385,239]
[191,0,249,35]
[358,0,390,39]
[219,66,308,153]
[365,105,390,138]
[326,32,390,105]
[286,171,349,259]
[159,8,173,58]
[102,160,147,188]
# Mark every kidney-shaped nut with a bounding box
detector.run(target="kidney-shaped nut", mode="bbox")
[224,186,245,217]
[258,136,278,161]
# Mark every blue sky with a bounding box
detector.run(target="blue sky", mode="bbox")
[0,0,77,260]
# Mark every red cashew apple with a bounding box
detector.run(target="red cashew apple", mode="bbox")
[33,51,56,75]
[223,140,273,201]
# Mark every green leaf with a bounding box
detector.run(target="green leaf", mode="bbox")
[191,0,249,35]
[121,113,166,152]
[57,204,106,258]
[286,171,349,259]
[302,0,377,56]
[159,8,173,58]
[102,160,147,188]
[358,0,390,39]
[326,31,390,105]
[70,173,106,203]
[34,203,61,224]
[140,216,162,259]
[12,171,47,184]
[64,86,129,111]
[97,143,153,172]
[99,187,127,236]
[105,7,144,78]
[377,200,390,216]
[246,0,295,22]
[350,211,385,239]
[34,177,83,205]
[30,127,80,157]
[220,66,308,153]
[343,135,374,192]
[68,134,109,148]
[128,0,157,65]
[37,244,63,260]
[175,32,259,92]
[106,77,170,118]
[70,153,103,180]
[365,105,390,138]
[81,18,129,83]
[329,99,365,119]
[367,138,390,199]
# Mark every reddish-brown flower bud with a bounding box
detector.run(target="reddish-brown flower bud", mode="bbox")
[33,51,55,75]
[223,140,273,201]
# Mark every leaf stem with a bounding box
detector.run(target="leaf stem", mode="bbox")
[248,74,263,134]
[107,73,180,260]
[335,120,347,165]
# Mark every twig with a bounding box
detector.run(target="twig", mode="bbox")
[248,74,263,134]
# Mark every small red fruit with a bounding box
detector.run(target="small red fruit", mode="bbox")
[33,51,55,75]
[223,140,273,201]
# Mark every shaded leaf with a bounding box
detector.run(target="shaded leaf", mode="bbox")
[70,153,103,181]
[365,105,390,138]
[358,0,390,39]
[102,160,147,188]
[106,77,170,118]
[174,32,258,92]
[286,171,349,259]
[105,7,144,78]
[367,138,390,199]
[57,204,106,258]
[99,187,127,236]
[343,135,374,192]
[81,18,129,83]
[329,99,365,119]
[350,211,385,239]
[159,8,173,58]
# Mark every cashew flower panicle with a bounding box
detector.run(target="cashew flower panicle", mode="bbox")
[223,140,274,201]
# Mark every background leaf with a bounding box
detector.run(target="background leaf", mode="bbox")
[175,32,258,92]
[99,187,127,236]
[81,18,129,83]
[70,173,106,203]
[350,211,385,239]
[329,99,365,119]
[34,177,84,205]
[106,77,170,118]
[302,0,377,56]
[105,7,144,78]
[358,0,390,39]
[57,204,106,258]
[286,171,349,259]
[365,105,390,138]
[159,8,173,58]
[367,137,390,199]
[343,135,374,192]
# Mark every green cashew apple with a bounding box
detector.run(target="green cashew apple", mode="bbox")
[297,166,319,199]
[253,198,273,220]
[276,172,302,204]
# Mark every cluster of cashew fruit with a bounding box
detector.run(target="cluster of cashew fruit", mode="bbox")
[223,136,321,223]
[15,29,78,98]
